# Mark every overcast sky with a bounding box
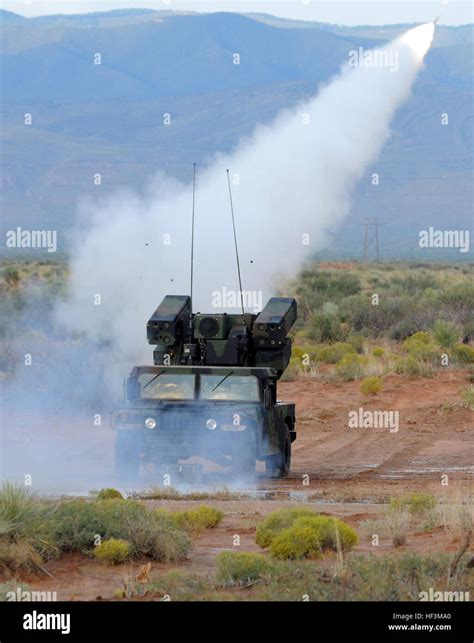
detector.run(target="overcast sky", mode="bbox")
[2,0,473,25]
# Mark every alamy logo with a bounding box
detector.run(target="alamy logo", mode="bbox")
[5,227,57,253]
[23,610,70,635]
[419,588,470,602]
[418,227,470,253]
[348,407,399,433]
[7,588,57,602]
[211,287,262,313]
[348,46,399,72]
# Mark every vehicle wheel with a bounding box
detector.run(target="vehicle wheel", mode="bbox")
[231,436,256,479]
[114,431,141,483]
[265,424,291,478]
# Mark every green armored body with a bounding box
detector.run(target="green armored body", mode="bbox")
[112,296,297,481]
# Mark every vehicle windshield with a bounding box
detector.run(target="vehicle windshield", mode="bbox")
[200,374,260,401]
[138,372,195,400]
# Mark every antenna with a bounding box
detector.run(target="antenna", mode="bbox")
[226,169,245,315]
[190,162,196,311]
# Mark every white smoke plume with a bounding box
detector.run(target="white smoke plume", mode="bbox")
[57,23,435,372]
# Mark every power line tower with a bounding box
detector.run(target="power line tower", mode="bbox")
[362,217,381,262]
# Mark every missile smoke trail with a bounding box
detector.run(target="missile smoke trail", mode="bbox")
[57,23,435,369]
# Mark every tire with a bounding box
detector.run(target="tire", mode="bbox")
[231,435,257,479]
[265,424,291,478]
[114,431,141,483]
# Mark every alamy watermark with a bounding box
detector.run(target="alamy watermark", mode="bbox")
[419,227,470,253]
[348,46,399,72]
[211,287,262,313]
[348,407,399,433]
[5,227,57,253]
[6,588,57,601]
[419,588,470,602]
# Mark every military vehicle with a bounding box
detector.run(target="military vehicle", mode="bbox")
[112,295,297,481]
[112,165,297,482]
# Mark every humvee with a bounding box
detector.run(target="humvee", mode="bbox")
[112,295,297,481]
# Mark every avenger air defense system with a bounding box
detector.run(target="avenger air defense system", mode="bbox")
[111,167,297,482]
[112,295,297,481]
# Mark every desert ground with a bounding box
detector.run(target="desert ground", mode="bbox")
[2,369,472,600]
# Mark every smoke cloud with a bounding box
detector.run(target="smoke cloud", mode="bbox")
[57,24,435,372]
[1,23,435,491]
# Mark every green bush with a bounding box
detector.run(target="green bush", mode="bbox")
[269,525,322,560]
[293,516,358,552]
[403,332,433,348]
[309,303,344,343]
[453,344,474,364]
[171,505,223,532]
[372,347,385,358]
[389,493,436,516]
[255,508,316,548]
[0,482,56,561]
[2,266,20,286]
[360,376,382,395]
[432,320,461,349]
[394,356,434,378]
[335,353,366,380]
[93,538,130,564]
[460,386,474,409]
[215,551,271,586]
[96,488,124,501]
[315,342,356,364]
[51,499,191,562]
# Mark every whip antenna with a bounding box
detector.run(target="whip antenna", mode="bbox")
[226,169,245,315]
[190,162,196,312]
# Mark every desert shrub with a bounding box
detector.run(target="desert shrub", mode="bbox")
[390,493,436,516]
[0,482,56,561]
[2,266,20,286]
[346,332,365,353]
[0,541,43,572]
[432,320,461,349]
[96,488,124,501]
[309,303,344,343]
[269,525,322,560]
[316,342,356,364]
[402,332,440,363]
[93,538,130,564]
[390,319,423,341]
[135,569,214,601]
[292,516,358,552]
[372,346,385,358]
[171,506,223,532]
[453,344,474,364]
[215,551,271,586]
[360,376,382,395]
[335,353,366,380]
[394,355,434,378]
[296,270,361,310]
[51,499,191,562]
[256,552,466,601]
[255,508,315,548]
[460,386,474,409]
[438,282,474,320]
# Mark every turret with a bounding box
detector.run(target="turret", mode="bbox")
[146,296,297,379]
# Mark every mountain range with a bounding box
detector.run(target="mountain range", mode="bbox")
[0,9,472,259]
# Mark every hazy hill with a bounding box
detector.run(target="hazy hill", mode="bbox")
[0,10,472,258]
